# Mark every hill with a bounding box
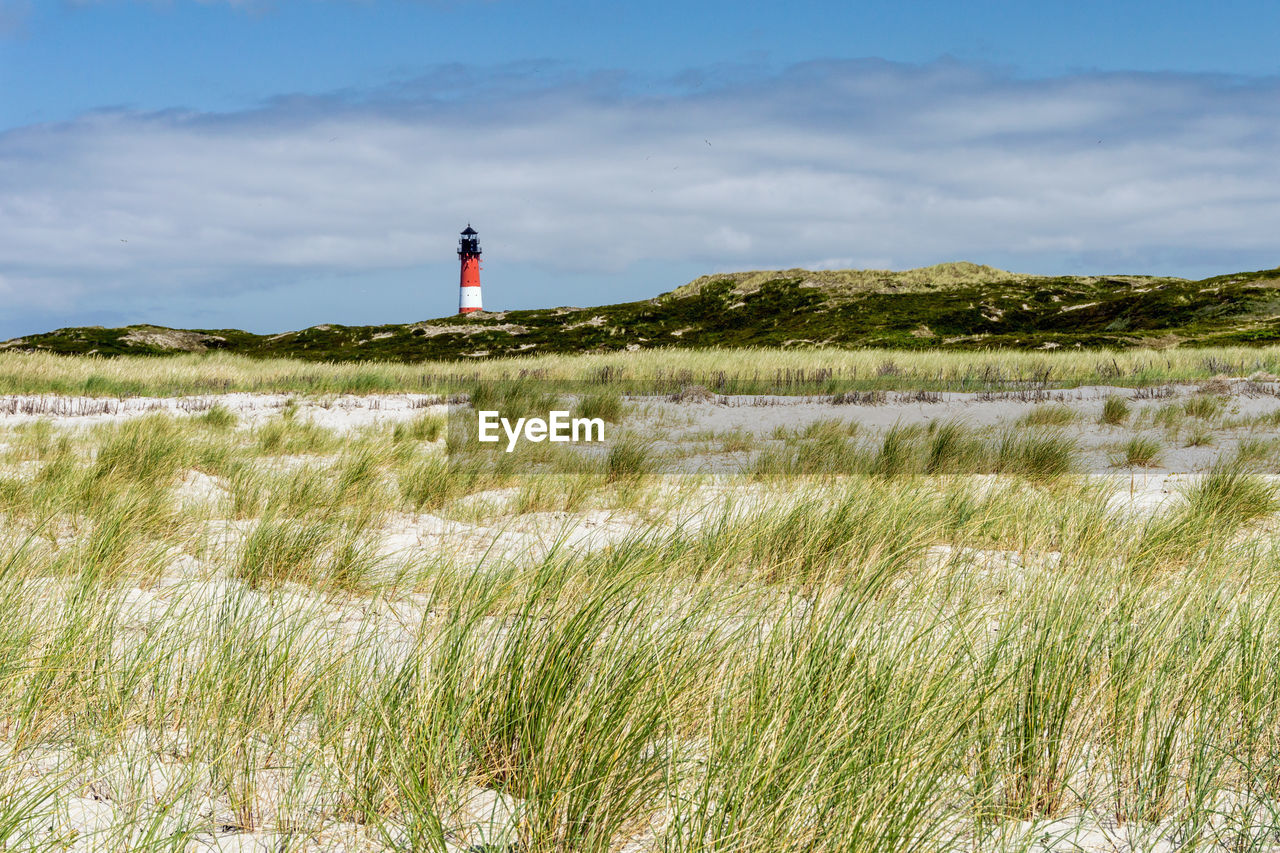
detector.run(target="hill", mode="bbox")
[5,262,1280,361]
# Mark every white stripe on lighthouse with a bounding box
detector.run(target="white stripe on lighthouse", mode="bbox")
[460,284,482,312]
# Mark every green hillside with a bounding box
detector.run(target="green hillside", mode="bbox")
[6,261,1280,361]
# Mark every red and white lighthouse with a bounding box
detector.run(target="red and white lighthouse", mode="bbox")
[458,224,482,314]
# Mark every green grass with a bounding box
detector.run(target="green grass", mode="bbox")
[1182,458,1277,525]
[750,421,1079,482]
[924,420,986,475]
[1151,401,1184,430]
[399,453,512,511]
[197,403,238,429]
[1019,403,1076,427]
[91,414,194,486]
[1100,395,1130,426]
[1183,393,1224,420]
[392,412,445,443]
[1184,426,1214,447]
[469,380,564,418]
[994,429,1078,481]
[1113,435,1164,468]
[715,429,755,453]
[1235,436,1279,465]
[234,516,335,589]
[254,415,339,455]
[574,390,624,423]
[603,437,653,484]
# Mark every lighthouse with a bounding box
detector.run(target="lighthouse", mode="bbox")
[458,224,482,314]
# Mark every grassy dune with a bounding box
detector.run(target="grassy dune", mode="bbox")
[0,387,1279,849]
[7,264,1280,360]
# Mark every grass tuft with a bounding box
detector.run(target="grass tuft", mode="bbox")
[1099,395,1130,426]
[1183,458,1277,526]
[1183,394,1222,420]
[604,438,653,483]
[575,391,624,424]
[1020,404,1076,427]
[393,412,445,443]
[1113,436,1164,468]
[995,430,1077,481]
[198,404,238,430]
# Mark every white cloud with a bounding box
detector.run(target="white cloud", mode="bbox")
[2,60,1279,322]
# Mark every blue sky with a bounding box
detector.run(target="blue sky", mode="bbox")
[2,0,1280,339]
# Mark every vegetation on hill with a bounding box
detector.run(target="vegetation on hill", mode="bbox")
[5,263,1280,361]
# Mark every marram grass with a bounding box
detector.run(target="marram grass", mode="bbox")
[0,407,1277,849]
[3,343,1280,396]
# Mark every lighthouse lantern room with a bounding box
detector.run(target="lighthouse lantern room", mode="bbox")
[458,224,482,314]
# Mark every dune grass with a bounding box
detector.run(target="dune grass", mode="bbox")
[1100,394,1131,426]
[1019,403,1076,427]
[4,344,1280,397]
[1114,435,1165,468]
[751,420,1077,482]
[1,392,1280,850]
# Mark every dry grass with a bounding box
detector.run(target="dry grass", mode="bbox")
[3,344,1280,397]
[670,260,1022,297]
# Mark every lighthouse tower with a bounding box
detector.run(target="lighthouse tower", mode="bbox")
[458,224,482,314]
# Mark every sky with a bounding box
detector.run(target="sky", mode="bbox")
[2,1,1280,339]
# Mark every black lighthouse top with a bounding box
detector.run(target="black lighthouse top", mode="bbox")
[458,224,481,257]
